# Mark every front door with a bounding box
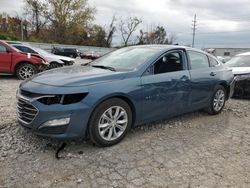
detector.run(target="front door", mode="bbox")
[141,50,190,122]
[0,44,12,73]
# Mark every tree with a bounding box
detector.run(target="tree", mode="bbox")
[119,16,142,46]
[138,26,177,45]
[0,13,29,41]
[24,0,49,37]
[48,0,95,43]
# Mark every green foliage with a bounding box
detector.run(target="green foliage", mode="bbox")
[0,33,18,40]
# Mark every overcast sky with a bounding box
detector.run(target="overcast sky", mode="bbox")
[1,0,250,48]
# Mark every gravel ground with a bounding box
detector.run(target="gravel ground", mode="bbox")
[0,77,250,188]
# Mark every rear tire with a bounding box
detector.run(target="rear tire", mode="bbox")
[88,98,132,147]
[206,85,226,115]
[16,63,38,80]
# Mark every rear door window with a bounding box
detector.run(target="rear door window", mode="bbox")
[188,51,209,69]
[209,56,219,67]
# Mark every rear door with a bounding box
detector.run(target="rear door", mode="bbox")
[0,44,12,73]
[187,50,215,110]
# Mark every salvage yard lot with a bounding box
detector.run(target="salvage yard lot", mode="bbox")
[1,77,250,187]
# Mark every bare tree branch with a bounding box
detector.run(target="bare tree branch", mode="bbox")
[119,16,142,46]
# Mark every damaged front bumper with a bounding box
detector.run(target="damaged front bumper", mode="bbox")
[38,63,49,72]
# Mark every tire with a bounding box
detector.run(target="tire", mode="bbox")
[16,63,38,80]
[88,98,132,147]
[49,62,63,69]
[206,85,226,115]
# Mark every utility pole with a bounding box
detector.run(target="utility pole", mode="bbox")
[191,14,197,48]
[21,19,24,41]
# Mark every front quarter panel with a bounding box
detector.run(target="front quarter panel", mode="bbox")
[86,76,143,125]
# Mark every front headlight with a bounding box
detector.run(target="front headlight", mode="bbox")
[37,93,88,105]
[42,60,50,65]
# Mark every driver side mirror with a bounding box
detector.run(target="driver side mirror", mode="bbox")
[162,56,167,63]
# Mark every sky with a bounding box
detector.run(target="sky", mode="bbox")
[1,0,250,48]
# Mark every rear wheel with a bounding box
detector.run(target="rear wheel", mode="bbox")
[206,85,226,115]
[88,98,132,147]
[16,63,38,80]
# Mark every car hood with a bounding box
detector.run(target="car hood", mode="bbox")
[230,67,250,75]
[46,56,64,64]
[29,65,127,87]
[46,54,74,61]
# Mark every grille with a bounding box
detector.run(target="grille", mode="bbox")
[17,98,38,124]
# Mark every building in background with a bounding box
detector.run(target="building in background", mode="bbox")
[204,48,250,57]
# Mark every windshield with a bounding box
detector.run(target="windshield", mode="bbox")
[89,47,160,71]
[226,55,250,67]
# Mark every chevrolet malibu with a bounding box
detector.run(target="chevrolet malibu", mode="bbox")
[17,45,234,147]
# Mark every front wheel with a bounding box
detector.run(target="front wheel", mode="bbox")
[16,63,38,80]
[206,85,226,115]
[88,98,132,147]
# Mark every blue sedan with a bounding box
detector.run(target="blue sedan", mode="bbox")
[17,45,234,146]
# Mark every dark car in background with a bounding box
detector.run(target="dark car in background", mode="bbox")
[52,47,79,58]
[225,52,250,98]
[17,45,234,147]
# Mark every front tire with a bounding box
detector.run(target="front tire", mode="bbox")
[49,62,63,69]
[16,63,38,80]
[88,98,132,147]
[206,85,226,115]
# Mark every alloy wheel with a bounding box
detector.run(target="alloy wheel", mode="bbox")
[213,89,225,112]
[98,106,128,141]
[19,66,34,79]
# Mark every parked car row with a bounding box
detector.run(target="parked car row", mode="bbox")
[0,40,75,79]
[13,44,75,69]
[0,40,48,79]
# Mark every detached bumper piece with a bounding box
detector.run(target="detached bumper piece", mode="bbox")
[233,73,250,99]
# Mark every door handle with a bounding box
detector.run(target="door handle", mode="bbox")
[210,72,216,76]
[180,75,189,82]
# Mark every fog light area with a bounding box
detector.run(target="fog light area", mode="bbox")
[39,117,70,129]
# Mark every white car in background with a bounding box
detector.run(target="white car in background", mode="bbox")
[225,52,250,98]
[12,44,75,69]
[226,52,250,75]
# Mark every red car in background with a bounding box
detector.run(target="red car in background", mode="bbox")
[0,40,48,80]
[80,51,101,60]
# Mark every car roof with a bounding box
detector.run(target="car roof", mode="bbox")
[127,45,211,56]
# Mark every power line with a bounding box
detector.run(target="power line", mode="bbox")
[191,14,197,48]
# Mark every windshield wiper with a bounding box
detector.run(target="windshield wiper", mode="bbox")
[91,65,116,71]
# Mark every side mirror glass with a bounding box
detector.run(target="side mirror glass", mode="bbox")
[162,56,167,63]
